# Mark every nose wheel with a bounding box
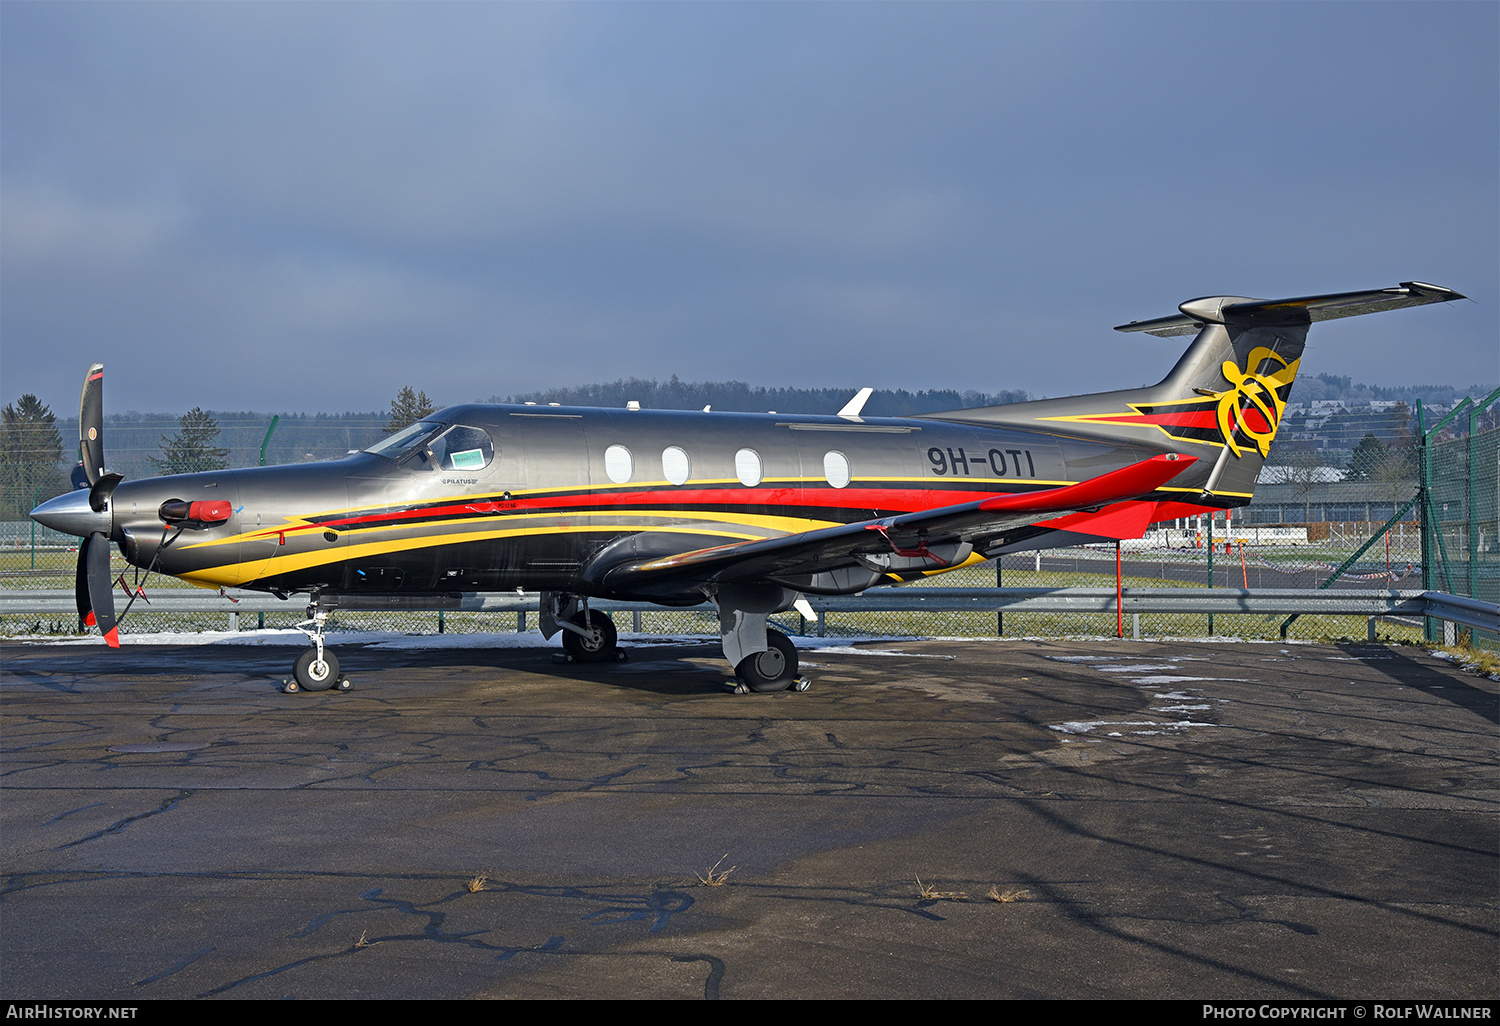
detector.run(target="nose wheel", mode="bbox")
[292,647,341,691]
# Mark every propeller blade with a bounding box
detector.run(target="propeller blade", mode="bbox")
[82,532,119,647]
[75,537,92,627]
[79,363,105,487]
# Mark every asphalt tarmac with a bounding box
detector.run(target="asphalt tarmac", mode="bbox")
[1,633,1495,1000]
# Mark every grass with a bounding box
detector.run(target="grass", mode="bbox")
[987,886,1031,903]
[467,873,488,893]
[1436,641,1500,679]
[696,854,736,886]
[915,877,967,901]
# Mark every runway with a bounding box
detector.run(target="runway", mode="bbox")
[1,633,1494,999]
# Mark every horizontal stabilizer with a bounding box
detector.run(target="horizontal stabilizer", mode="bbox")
[1115,281,1465,337]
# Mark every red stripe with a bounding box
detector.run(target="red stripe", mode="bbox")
[322,483,1027,530]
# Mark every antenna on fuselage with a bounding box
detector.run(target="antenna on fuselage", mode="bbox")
[838,387,874,419]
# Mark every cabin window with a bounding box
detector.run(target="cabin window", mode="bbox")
[662,446,691,486]
[604,445,633,484]
[735,448,762,487]
[823,450,851,489]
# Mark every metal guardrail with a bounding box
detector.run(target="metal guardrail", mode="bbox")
[2,587,1493,638]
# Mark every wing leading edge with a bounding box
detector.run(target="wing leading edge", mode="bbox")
[590,453,1196,597]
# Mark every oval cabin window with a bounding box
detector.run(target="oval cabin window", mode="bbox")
[662,446,691,486]
[604,444,633,484]
[823,450,851,489]
[735,448,762,487]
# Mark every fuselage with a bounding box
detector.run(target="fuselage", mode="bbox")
[102,403,1160,601]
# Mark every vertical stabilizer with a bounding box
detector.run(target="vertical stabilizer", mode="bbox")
[921,282,1463,502]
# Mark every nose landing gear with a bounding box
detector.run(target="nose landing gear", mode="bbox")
[282,600,352,694]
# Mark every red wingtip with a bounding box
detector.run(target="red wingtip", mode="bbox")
[103,627,119,648]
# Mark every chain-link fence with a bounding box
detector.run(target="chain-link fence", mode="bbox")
[4,405,1495,647]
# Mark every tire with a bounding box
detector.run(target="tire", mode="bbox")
[561,611,618,663]
[735,631,798,693]
[294,648,340,692]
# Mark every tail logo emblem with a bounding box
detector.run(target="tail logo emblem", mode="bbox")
[1040,346,1299,457]
[1208,346,1295,458]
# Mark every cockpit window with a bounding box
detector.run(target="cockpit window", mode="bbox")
[363,422,495,472]
[431,425,494,471]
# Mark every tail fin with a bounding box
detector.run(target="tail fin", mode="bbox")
[924,282,1463,501]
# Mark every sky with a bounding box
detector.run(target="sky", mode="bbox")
[2,1,1495,417]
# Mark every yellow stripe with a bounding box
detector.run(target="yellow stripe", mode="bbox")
[181,516,848,587]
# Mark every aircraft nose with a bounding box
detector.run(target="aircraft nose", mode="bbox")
[29,489,111,538]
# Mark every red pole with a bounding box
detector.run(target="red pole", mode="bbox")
[1240,541,1248,588]
[1116,540,1123,638]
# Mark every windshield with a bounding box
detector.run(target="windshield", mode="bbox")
[363,421,495,472]
[364,421,444,461]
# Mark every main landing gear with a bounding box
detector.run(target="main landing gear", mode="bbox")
[541,593,626,664]
[730,630,808,694]
[716,584,810,695]
[282,601,353,694]
[540,589,808,694]
[560,609,621,663]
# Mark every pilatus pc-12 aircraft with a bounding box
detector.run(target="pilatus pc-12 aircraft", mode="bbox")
[31,281,1462,693]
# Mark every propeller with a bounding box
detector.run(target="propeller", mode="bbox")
[78,364,121,646]
[33,364,224,647]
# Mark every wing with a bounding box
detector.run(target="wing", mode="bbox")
[589,453,1196,597]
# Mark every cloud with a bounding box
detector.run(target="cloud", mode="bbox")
[0,183,188,265]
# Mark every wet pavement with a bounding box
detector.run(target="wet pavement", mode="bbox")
[1,633,1495,999]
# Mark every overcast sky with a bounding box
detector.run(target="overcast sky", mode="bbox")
[2,1,1495,417]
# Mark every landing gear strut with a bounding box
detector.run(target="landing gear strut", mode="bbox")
[283,600,352,694]
[715,584,809,695]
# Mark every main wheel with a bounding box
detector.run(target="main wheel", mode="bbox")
[294,648,340,692]
[561,611,618,663]
[735,631,798,693]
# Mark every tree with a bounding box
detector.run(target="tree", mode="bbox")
[1372,439,1417,508]
[385,386,435,434]
[0,395,65,518]
[1345,433,1388,481]
[149,408,229,475]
